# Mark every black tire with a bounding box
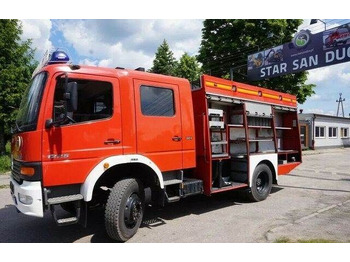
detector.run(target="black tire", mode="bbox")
[105,178,145,242]
[248,164,272,202]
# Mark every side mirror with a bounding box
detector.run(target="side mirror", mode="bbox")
[65,82,78,112]
[46,104,67,128]
[45,78,78,129]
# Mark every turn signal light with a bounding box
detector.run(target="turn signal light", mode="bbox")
[20,167,35,176]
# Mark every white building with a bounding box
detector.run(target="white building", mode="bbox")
[298,113,350,149]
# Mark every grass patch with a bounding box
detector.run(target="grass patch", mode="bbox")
[0,155,11,173]
[0,184,10,189]
[0,142,11,174]
[275,237,340,243]
[297,239,338,243]
[275,237,291,243]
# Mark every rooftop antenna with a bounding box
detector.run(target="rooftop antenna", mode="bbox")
[336,93,345,117]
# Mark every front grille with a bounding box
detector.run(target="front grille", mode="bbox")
[11,160,22,184]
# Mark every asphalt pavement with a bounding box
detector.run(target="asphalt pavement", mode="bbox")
[0,148,349,243]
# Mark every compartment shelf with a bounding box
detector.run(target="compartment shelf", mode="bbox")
[230,154,247,159]
[250,151,275,155]
[276,126,292,130]
[211,182,248,193]
[212,153,230,159]
[230,138,274,143]
[227,124,244,128]
[248,125,272,129]
[211,141,228,145]
[278,149,299,154]
[249,138,274,142]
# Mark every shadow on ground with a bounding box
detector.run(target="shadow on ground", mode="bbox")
[0,187,284,243]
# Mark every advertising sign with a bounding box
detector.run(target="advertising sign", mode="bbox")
[247,23,350,81]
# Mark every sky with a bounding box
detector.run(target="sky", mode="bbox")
[20,19,350,117]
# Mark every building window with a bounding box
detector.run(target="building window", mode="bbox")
[315,126,325,138]
[328,127,337,138]
[140,85,175,116]
[341,128,349,138]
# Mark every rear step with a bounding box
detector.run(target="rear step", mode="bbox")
[48,194,84,226]
[164,179,204,203]
[167,196,181,203]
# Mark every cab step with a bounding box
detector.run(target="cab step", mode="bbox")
[57,217,79,225]
[50,203,81,226]
[47,194,83,205]
[49,194,85,227]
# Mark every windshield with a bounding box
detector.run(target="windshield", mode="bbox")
[15,72,48,132]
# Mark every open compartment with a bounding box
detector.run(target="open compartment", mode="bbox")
[274,108,302,170]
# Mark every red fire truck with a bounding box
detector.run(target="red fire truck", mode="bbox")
[10,50,302,241]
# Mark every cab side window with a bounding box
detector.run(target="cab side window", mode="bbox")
[140,85,175,117]
[54,78,113,124]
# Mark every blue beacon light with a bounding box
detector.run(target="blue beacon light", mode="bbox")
[48,50,70,64]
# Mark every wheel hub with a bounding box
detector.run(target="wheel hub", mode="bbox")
[124,194,142,228]
[256,172,267,193]
[256,178,262,187]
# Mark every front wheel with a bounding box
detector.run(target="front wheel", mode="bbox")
[105,178,145,242]
[248,164,272,202]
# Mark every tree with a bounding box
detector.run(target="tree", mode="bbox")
[175,52,201,83]
[197,19,315,103]
[149,39,177,76]
[0,20,37,155]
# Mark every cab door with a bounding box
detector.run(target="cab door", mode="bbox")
[42,73,122,187]
[134,79,183,171]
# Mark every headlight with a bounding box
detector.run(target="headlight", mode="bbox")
[18,193,33,205]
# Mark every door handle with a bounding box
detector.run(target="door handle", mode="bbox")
[172,136,182,142]
[104,139,121,145]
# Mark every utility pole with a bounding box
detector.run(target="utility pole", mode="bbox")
[336,93,345,117]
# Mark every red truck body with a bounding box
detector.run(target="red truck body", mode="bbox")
[10,57,301,241]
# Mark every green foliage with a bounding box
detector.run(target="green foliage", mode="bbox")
[0,19,37,155]
[150,40,202,84]
[175,52,201,83]
[149,39,178,76]
[0,155,11,173]
[197,19,315,103]
[0,142,11,173]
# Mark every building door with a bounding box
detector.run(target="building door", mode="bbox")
[299,124,309,149]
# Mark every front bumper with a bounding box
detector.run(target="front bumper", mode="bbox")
[10,178,44,218]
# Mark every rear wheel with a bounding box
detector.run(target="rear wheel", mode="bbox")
[248,164,272,202]
[105,178,145,242]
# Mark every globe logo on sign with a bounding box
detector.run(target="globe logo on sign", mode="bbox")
[293,30,311,49]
